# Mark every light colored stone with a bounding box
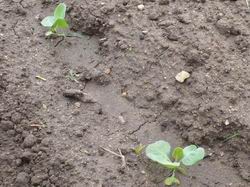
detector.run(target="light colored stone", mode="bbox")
[175,71,190,83]
[137,4,145,11]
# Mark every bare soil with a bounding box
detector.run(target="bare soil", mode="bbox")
[0,0,249,187]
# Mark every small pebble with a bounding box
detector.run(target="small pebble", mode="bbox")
[175,71,190,83]
[23,134,37,148]
[16,172,30,186]
[220,152,225,157]
[74,102,81,108]
[118,115,126,124]
[137,4,144,11]
[141,170,146,174]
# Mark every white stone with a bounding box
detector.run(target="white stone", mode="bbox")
[175,71,190,83]
[138,4,145,11]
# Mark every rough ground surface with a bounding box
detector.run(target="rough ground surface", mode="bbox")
[0,0,249,186]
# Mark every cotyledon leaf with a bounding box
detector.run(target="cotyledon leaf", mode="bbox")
[51,18,69,30]
[41,16,56,27]
[54,3,67,19]
[146,140,172,165]
[181,145,205,166]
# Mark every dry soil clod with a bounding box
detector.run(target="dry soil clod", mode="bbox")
[63,89,96,103]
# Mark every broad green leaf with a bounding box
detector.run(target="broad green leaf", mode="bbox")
[172,147,184,161]
[52,19,69,31]
[181,145,205,166]
[133,144,145,156]
[41,16,56,27]
[54,3,67,19]
[146,140,171,165]
[164,177,180,186]
[183,145,197,154]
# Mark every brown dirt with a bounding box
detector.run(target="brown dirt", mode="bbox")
[0,0,249,187]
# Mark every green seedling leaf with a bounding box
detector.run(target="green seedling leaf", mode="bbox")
[172,147,184,161]
[146,141,180,168]
[41,3,69,37]
[133,144,145,156]
[181,145,205,166]
[164,176,180,186]
[54,3,67,19]
[41,16,56,27]
[52,19,69,31]
[146,140,171,165]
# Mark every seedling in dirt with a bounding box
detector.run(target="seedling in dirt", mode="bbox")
[145,140,205,186]
[133,144,145,156]
[66,70,79,82]
[41,3,69,37]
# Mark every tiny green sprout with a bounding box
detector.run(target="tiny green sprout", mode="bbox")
[133,144,145,156]
[145,140,205,186]
[41,3,69,37]
[66,70,79,82]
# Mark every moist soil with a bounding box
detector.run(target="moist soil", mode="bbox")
[0,0,249,187]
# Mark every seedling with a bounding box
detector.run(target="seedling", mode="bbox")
[66,70,79,83]
[133,144,145,156]
[145,140,205,186]
[41,3,69,37]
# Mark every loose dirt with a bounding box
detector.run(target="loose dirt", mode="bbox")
[0,0,249,187]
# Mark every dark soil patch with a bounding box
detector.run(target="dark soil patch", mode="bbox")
[0,0,249,186]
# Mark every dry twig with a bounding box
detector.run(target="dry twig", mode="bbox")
[100,147,126,168]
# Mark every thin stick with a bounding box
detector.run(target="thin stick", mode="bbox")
[54,36,65,47]
[101,147,126,168]
[247,0,249,8]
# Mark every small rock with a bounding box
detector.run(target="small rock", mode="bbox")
[21,151,33,163]
[7,129,16,136]
[175,71,190,83]
[0,120,14,131]
[23,134,37,148]
[137,4,144,10]
[118,115,126,124]
[15,158,22,167]
[74,130,83,137]
[141,170,146,174]
[148,11,160,21]
[16,172,30,187]
[177,14,192,24]
[41,137,52,147]
[225,120,230,126]
[220,152,224,157]
[74,102,81,108]
[63,89,84,100]
[121,91,128,97]
[31,173,48,186]
[159,0,169,5]
[11,112,22,124]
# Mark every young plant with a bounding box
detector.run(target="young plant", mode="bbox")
[41,3,69,37]
[146,140,205,186]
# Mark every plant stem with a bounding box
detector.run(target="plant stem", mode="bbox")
[172,169,176,177]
